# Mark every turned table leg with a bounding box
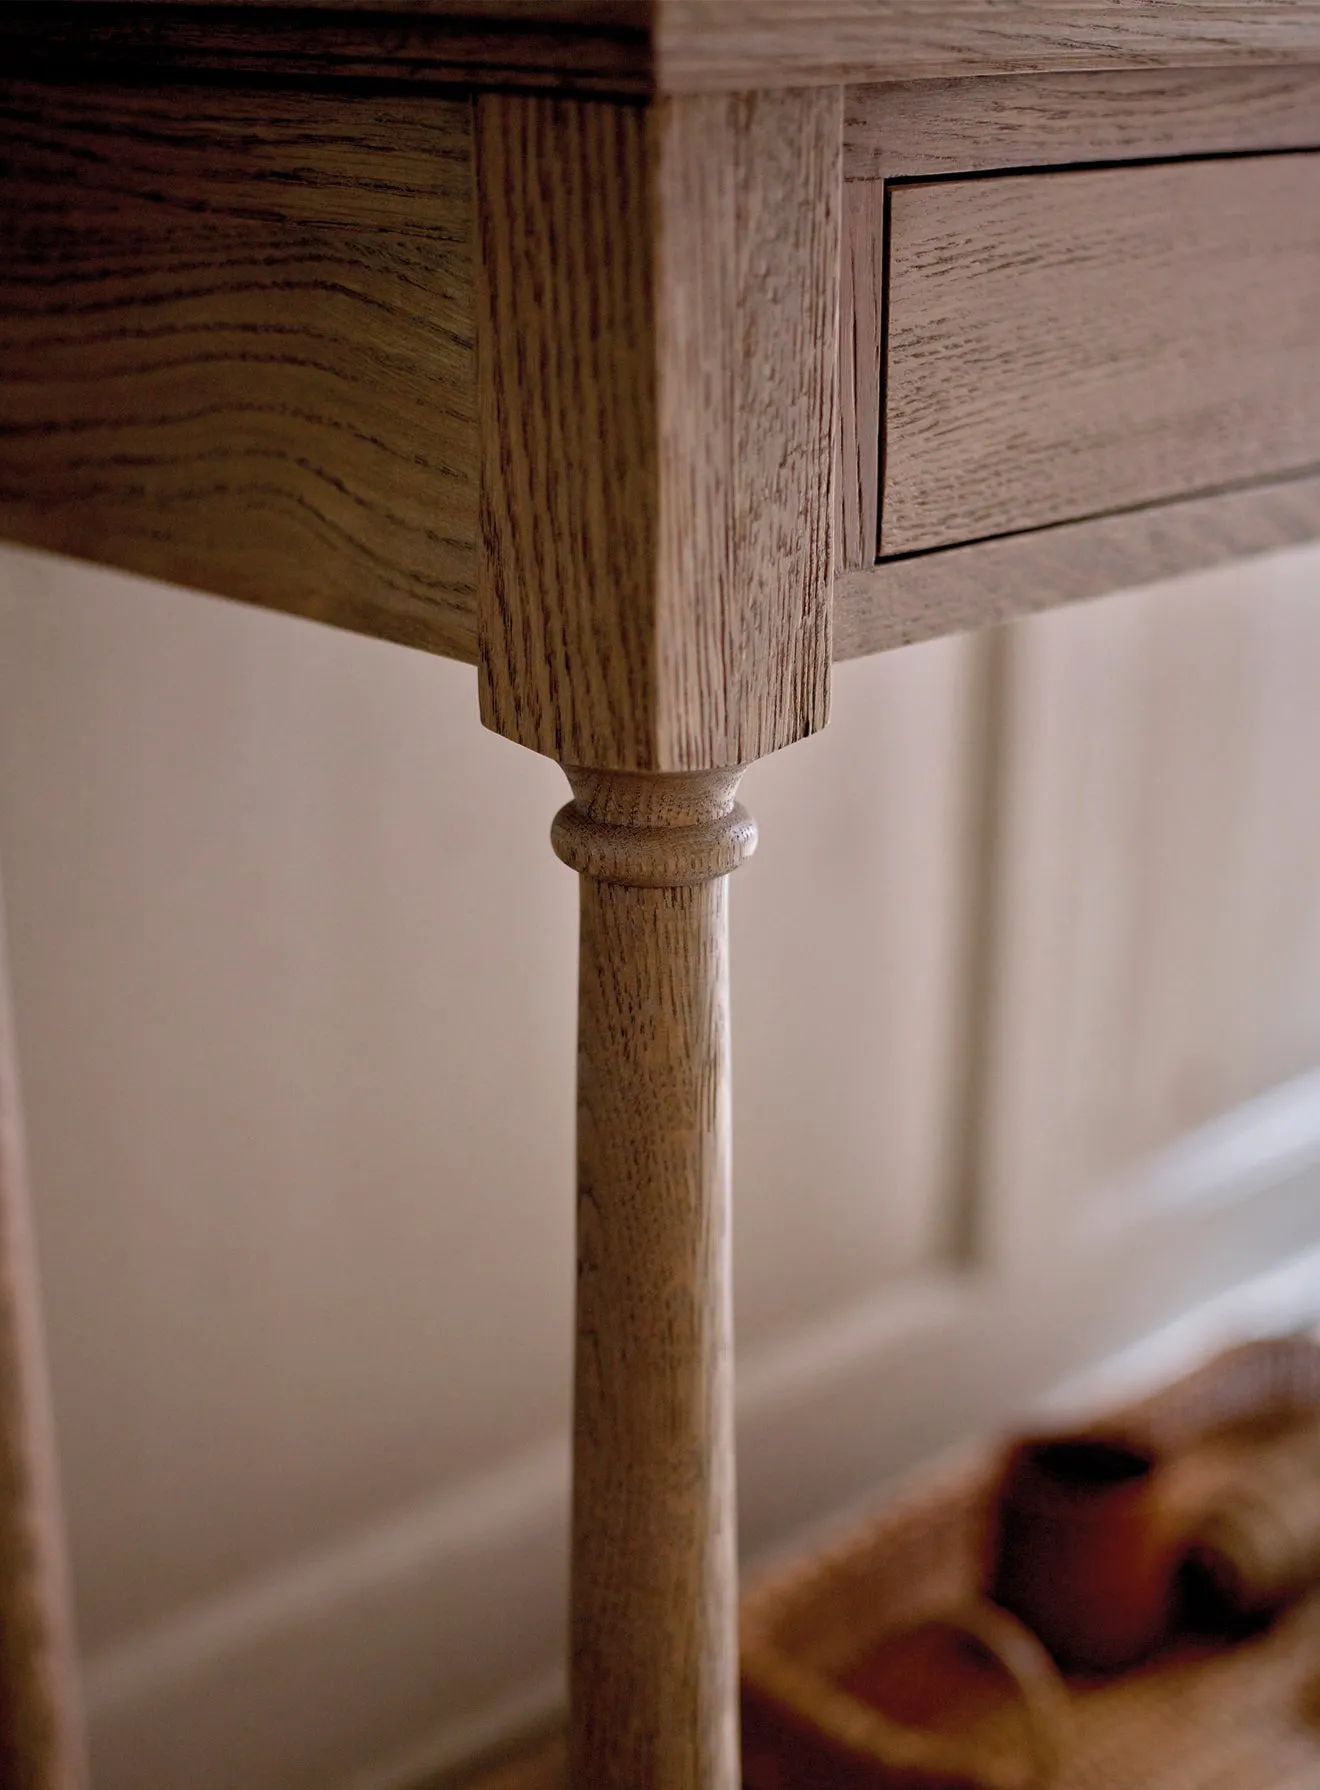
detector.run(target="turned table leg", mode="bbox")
[0,874,85,1790]
[474,81,840,1790]
[553,770,756,1790]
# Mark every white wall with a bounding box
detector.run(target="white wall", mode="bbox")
[1,540,1319,1790]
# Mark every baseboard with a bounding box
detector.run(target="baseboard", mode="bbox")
[82,1085,1320,1790]
[84,1439,571,1790]
[334,1673,565,1790]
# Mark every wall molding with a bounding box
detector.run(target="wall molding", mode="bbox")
[1079,1065,1320,1243]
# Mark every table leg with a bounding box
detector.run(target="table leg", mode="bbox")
[552,769,757,1790]
[0,873,86,1790]
[474,83,840,1790]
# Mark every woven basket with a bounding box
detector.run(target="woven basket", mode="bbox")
[741,1335,1320,1790]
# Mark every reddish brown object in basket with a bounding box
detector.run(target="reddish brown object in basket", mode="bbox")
[987,1434,1184,1675]
[741,1334,1320,1790]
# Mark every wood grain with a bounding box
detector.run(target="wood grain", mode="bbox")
[835,471,1320,659]
[653,3,1320,91]
[13,4,1320,95]
[837,180,884,572]
[881,154,1320,556]
[475,88,839,772]
[551,770,756,1790]
[836,68,1320,577]
[2,5,651,96]
[0,81,478,661]
[846,65,1320,182]
[0,877,86,1790]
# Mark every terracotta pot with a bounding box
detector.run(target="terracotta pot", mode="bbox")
[987,1433,1183,1675]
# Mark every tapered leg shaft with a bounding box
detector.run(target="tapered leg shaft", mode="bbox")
[0,873,85,1790]
[552,770,756,1790]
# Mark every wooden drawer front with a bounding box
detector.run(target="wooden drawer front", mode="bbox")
[880,154,1320,557]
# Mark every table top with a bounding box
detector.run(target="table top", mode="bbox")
[10,2,1320,94]
[5,3,1320,770]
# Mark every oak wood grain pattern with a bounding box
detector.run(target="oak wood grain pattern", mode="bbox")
[834,471,1320,658]
[881,154,1320,557]
[553,770,756,886]
[477,90,837,772]
[845,65,1320,182]
[837,180,884,571]
[652,3,1320,91]
[2,6,652,97]
[475,97,656,767]
[552,770,755,1790]
[17,4,1320,94]
[835,68,1320,581]
[0,81,478,661]
[660,87,837,767]
[0,883,86,1790]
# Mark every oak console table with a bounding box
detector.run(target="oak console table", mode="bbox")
[3,6,1320,1788]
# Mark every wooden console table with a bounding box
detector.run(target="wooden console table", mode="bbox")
[2,6,1320,1786]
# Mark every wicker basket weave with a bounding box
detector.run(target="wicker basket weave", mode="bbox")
[741,1335,1320,1790]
